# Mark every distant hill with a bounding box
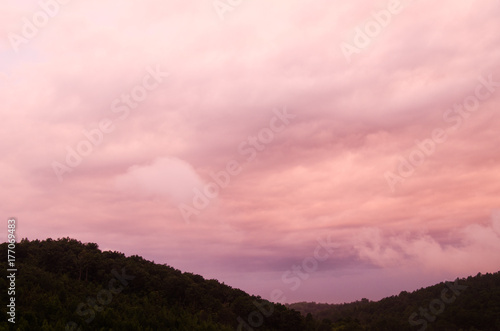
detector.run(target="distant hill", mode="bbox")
[0,238,315,330]
[288,271,500,331]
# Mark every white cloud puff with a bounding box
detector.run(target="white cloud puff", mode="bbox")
[115,157,204,203]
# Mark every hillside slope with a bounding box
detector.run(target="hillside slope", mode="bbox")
[288,271,500,331]
[0,238,315,331]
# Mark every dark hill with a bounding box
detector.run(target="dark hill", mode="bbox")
[288,271,500,330]
[0,238,313,331]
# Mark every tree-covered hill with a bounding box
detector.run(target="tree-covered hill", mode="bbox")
[288,271,500,331]
[0,238,316,331]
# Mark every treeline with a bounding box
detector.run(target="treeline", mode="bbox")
[288,271,500,331]
[0,238,326,330]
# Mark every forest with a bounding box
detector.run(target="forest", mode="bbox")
[0,238,314,330]
[288,271,500,330]
[1,238,499,330]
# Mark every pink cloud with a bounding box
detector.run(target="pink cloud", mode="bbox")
[1,0,499,303]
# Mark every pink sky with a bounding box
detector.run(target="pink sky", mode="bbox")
[1,0,500,303]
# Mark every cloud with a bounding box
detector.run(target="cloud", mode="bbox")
[1,0,499,303]
[114,157,203,203]
[352,215,500,274]
[492,210,500,236]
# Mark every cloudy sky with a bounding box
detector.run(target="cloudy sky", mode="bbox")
[1,0,500,303]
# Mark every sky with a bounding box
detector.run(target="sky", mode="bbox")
[1,0,500,304]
